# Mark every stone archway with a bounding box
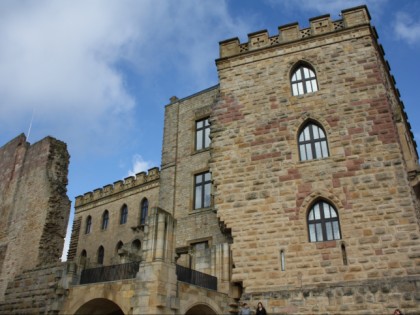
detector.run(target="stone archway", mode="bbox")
[185,304,218,315]
[74,298,124,315]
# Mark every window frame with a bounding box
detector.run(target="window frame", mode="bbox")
[195,117,211,151]
[291,64,318,96]
[298,122,329,161]
[194,171,212,210]
[120,204,128,225]
[97,246,104,265]
[140,198,149,226]
[307,200,341,243]
[101,210,109,230]
[85,216,92,234]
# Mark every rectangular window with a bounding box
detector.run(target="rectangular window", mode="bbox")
[194,172,211,209]
[195,118,211,150]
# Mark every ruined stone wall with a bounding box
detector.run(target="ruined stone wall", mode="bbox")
[211,6,420,314]
[0,263,67,315]
[70,168,160,267]
[0,134,70,301]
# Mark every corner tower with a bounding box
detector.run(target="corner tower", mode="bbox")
[211,5,420,314]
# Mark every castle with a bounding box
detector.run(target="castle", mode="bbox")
[0,5,419,314]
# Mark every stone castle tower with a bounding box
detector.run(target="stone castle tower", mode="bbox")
[210,5,420,313]
[0,135,70,303]
[0,5,419,315]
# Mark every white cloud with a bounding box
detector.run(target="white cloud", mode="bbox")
[128,154,154,176]
[0,0,248,154]
[394,12,420,45]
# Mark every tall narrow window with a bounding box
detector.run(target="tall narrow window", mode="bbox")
[85,216,92,234]
[298,122,329,161]
[194,172,211,209]
[195,118,211,150]
[116,241,123,255]
[97,246,104,265]
[308,201,341,242]
[140,198,149,225]
[80,250,87,268]
[291,65,318,96]
[120,204,128,225]
[280,250,286,271]
[101,210,109,230]
[341,243,348,265]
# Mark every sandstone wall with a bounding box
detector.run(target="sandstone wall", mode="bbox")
[70,168,160,267]
[160,87,228,248]
[0,263,67,315]
[0,134,70,301]
[211,6,420,313]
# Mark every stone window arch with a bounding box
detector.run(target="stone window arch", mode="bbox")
[97,246,105,265]
[115,241,123,255]
[131,239,141,252]
[140,198,148,225]
[85,216,92,234]
[291,62,318,96]
[120,204,128,225]
[307,200,341,242]
[298,121,329,161]
[101,210,109,230]
[80,250,87,268]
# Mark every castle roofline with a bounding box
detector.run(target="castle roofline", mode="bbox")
[218,5,371,59]
[75,167,160,207]
[166,84,219,107]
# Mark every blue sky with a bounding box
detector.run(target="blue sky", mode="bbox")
[0,0,419,260]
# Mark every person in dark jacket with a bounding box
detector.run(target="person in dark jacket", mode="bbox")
[256,302,267,315]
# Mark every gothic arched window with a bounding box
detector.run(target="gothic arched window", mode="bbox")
[97,246,104,265]
[120,204,128,225]
[140,198,149,225]
[116,241,123,255]
[101,210,109,230]
[291,64,318,96]
[85,216,92,234]
[308,201,341,242]
[298,122,329,161]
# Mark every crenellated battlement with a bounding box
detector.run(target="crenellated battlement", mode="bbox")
[219,5,371,58]
[75,167,160,207]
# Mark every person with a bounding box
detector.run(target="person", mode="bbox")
[256,302,267,315]
[239,302,251,315]
[394,309,403,315]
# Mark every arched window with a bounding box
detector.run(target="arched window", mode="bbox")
[97,246,104,264]
[132,239,141,252]
[308,201,341,242]
[85,216,92,234]
[116,241,123,254]
[101,210,109,230]
[80,250,87,268]
[291,64,318,96]
[298,122,329,161]
[140,198,149,225]
[120,204,128,225]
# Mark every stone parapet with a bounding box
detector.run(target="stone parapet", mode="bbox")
[219,5,370,59]
[75,167,160,207]
[240,275,420,315]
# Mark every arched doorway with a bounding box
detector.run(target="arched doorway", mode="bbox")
[75,298,124,315]
[185,304,218,315]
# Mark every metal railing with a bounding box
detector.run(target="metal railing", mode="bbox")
[176,264,217,291]
[80,261,140,284]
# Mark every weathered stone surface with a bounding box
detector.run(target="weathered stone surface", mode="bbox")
[0,134,70,302]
